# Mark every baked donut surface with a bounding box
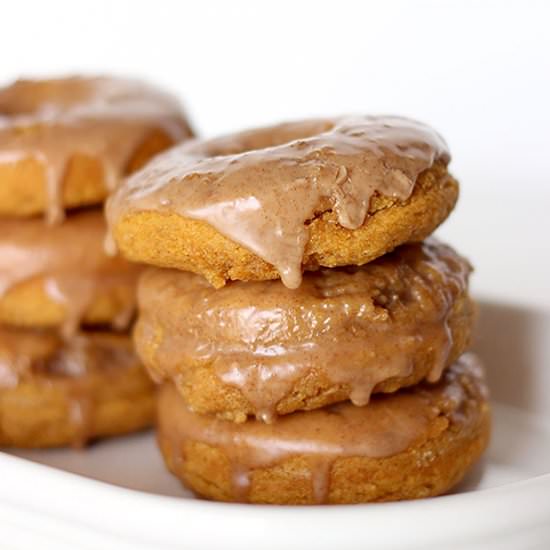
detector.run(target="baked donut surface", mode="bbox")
[0,76,193,222]
[0,328,155,448]
[135,239,475,422]
[157,353,490,504]
[107,116,457,288]
[0,209,141,335]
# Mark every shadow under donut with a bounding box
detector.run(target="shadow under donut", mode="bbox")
[453,299,550,493]
[473,299,548,413]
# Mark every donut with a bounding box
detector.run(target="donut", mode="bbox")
[135,239,475,423]
[0,76,193,223]
[0,209,141,336]
[158,353,490,504]
[106,116,457,288]
[0,327,155,448]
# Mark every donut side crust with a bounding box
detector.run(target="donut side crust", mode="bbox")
[0,362,155,448]
[0,129,175,218]
[158,365,490,504]
[0,276,137,329]
[140,292,475,422]
[113,162,458,286]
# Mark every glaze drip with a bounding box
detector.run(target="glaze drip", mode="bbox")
[0,328,137,384]
[107,116,449,288]
[135,239,471,422]
[0,327,140,447]
[158,354,485,503]
[0,210,141,336]
[0,76,192,223]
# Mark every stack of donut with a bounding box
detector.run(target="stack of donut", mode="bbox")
[110,116,490,505]
[106,117,491,504]
[0,76,193,447]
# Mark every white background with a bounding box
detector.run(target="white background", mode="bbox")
[1,4,550,548]
[1,0,549,192]
[0,0,549,301]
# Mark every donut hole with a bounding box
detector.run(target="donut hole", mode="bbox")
[206,119,335,157]
[125,129,179,173]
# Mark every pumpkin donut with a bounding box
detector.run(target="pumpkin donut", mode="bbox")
[0,327,155,448]
[135,239,475,423]
[0,76,193,223]
[157,353,490,504]
[107,116,457,288]
[0,209,141,335]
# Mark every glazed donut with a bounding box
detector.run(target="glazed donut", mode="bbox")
[135,239,475,422]
[0,210,141,335]
[0,76,193,223]
[107,116,457,288]
[157,353,490,504]
[0,328,155,448]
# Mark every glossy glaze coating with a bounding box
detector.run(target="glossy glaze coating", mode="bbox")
[0,210,140,335]
[107,116,449,287]
[158,354,489,503]
[0,327,154,447]
[0,76,192,222]
[136,239,472,421]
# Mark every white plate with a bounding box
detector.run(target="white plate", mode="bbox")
[1,191,550,550]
